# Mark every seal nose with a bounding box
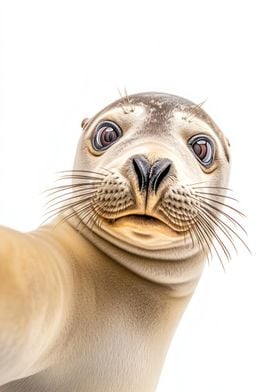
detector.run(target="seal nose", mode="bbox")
[149,158,172,193]
[132,155,172,193]
[132,155,150,192]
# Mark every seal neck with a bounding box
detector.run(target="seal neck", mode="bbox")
[61,214,205,296]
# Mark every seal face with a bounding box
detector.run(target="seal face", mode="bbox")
[47,92,234,283]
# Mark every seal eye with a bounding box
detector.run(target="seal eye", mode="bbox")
[189,135,214,166]
[93,121,122,151]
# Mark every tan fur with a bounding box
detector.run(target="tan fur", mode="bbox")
[0,93,230,391]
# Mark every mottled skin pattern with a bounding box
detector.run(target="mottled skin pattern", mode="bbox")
[0,93,230,391]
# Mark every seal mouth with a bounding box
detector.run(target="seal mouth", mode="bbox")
[107,213,182,235]
[109,214,165,225]
[124,214,159,223]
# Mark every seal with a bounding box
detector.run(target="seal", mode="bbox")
[0,92,238,391]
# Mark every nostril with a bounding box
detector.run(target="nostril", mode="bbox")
[132,158,145,191]
[132,155,150,192]
[153,164,171,192]
[149,159,172,193]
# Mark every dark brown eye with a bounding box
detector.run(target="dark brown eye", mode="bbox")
[93,121,122,151]
[189,135,214,166]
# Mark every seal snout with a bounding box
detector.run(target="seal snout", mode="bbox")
[132,154,172,193]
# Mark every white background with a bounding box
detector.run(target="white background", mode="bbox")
[0,1,279,391]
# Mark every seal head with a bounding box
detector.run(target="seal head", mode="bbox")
[55,92,231,285]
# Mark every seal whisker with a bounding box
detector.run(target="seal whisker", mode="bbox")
[195,191,239,202]
[100,167,114,175]
[75,205,93,231]
[87,205,102,231]
[44,188,102,207]
[189,224,203,250]
[44,182,104,196]
[192,221,213,264]
[41,199,92,226]
[185,99,207,123]
[42,196,94,225]
[198,204,251,254]
[198,199,247,234]
[193,186,233,192]
[55,176,104,183]
[57,169,107,176]
[82,210,96,229]
[43,196,93,217]
[195,195,246,217]
[76,205,97,231]
[117,87,130,114]
[54,202,93,228]
[196,214,232,262]
[44,186,105,207]
[185,191,247,234]
[121,103,129,115]
[44,189,100,207]
[86,209,104,230]
[87,209,101,230]
[42,203,89,226]
[188,180,213,186]
[195,216,226,270]
[88,199,116,229]
[192,221,208,253]
[182,214,197,250]
[44,195,94,214]
[196,205,238,255]
[124,87,135,113]
[199,202,245,239]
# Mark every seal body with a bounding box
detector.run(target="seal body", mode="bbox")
[0,93,231,391]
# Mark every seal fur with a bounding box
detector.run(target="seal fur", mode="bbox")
[0,92,241,392]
